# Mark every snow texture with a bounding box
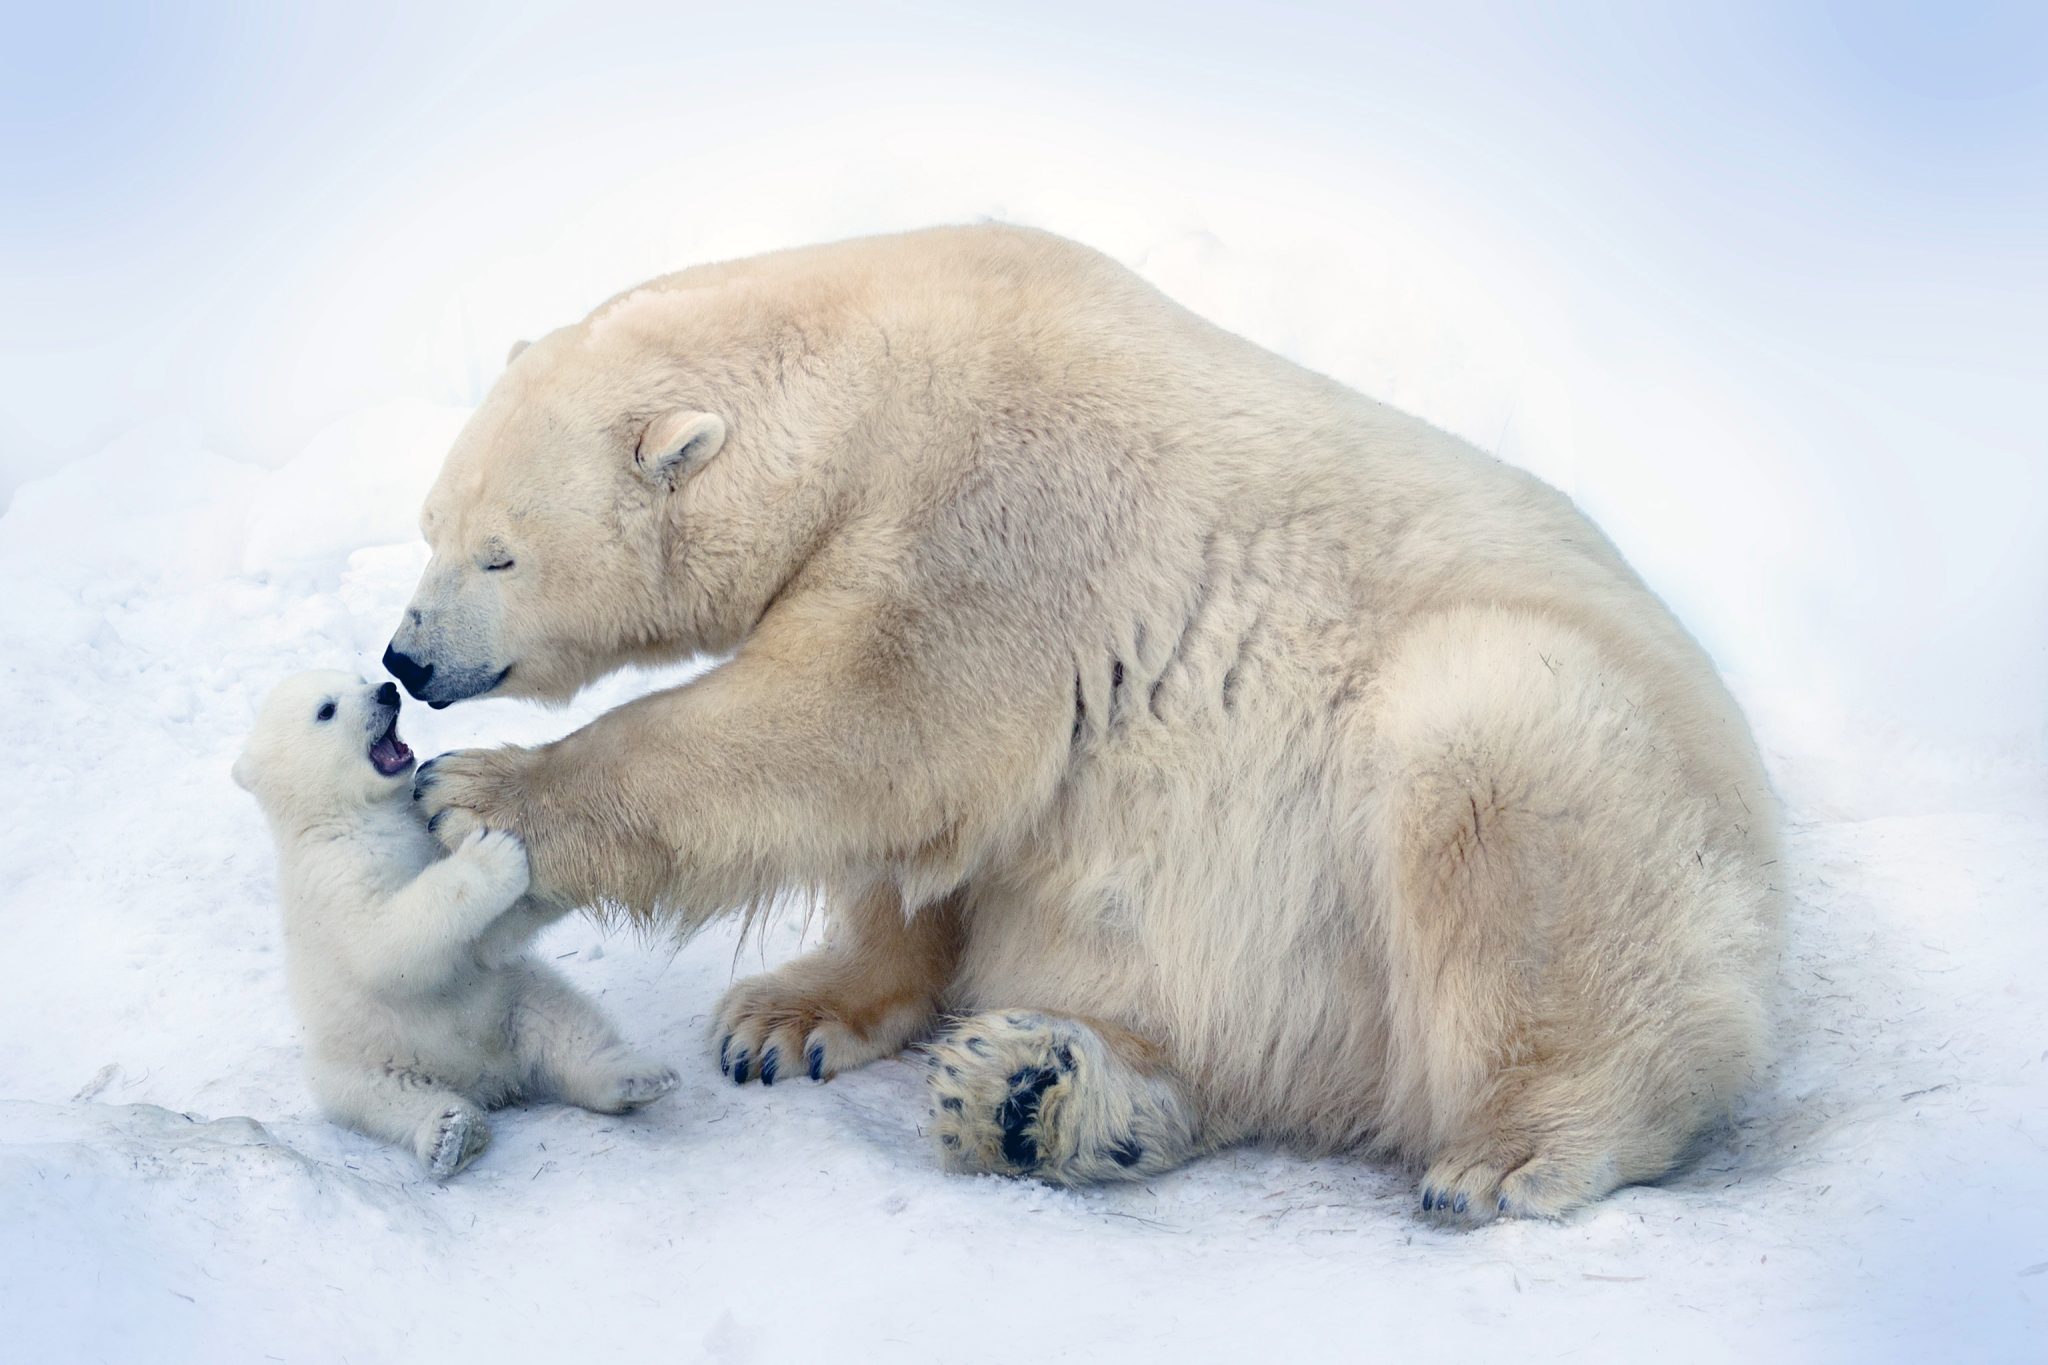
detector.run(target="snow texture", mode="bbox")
[1,381,2044,1364]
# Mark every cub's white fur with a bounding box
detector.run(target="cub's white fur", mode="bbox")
[235,671,676,1177]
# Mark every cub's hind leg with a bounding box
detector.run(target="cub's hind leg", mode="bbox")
[716,884,962,1085]
[925,1011,1202,1185]
[1365,605,1777,1223]
[509,966,678,1114]
[310,1060,490,1179]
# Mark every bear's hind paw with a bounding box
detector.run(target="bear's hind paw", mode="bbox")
[1418,1145,1619,1225]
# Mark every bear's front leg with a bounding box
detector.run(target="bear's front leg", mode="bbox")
[410,625,1067,930]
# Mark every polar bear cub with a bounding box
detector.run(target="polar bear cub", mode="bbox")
[234,670,678,1177]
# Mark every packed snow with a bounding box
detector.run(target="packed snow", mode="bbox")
[0,382,2043,1364]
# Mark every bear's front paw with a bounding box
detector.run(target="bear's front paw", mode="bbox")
[458,827,531,903]
[713,959,933,1088]
[415,747,531,852]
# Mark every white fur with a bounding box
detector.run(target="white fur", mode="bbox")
[392,226,1782,1219]
[235,671,676,1177]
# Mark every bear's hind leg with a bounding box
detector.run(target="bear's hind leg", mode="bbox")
[1368,606,1773,1225]
[1416,1061,1682,1223]
[311,1062,491,1179]
[508,967,679,1115]
[924,1011,1202,1185]
[716,883,961,1085]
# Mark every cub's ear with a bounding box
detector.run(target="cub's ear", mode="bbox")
[634,410,728,486]
[230,753,256,792]
[505,339,531,366]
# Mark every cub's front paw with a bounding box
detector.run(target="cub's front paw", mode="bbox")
[458,827,531,903]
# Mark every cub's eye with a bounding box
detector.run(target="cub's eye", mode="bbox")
[316,702,337,722]
[484,557,515,572]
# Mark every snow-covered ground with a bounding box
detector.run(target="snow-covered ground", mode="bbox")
[0,395,2043,1364]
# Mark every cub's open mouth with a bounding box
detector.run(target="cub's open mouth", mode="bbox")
[368,719,415,776]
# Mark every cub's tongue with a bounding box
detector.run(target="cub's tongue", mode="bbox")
[369,729,414,776]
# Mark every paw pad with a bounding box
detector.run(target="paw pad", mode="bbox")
[996,1066,1061,1170]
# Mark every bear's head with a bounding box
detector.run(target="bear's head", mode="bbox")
[382,284,856,708]
[233,670,418,816]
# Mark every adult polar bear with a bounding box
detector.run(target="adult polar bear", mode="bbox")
[393,224,1782,1221]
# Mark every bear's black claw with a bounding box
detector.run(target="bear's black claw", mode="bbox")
[995,1065,1060,1171]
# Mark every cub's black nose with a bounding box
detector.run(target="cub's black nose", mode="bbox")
[382,645,434,699]
[375,681,399,708]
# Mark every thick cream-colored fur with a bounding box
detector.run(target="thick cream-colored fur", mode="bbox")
[397,225,1782,1219]
[237,671,678,1177]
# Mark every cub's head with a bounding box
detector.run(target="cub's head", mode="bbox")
[233,670,417,815]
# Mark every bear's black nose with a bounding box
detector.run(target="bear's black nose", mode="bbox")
[375,681,399,708]
[382,645,434,699]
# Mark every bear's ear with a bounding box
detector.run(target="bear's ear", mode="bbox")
[505,339,531,366]
[634,410,728,487]
[230,753,257,792]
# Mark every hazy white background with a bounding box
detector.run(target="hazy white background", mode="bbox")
[4,1,2043,771]
[4,8,2046,1361]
